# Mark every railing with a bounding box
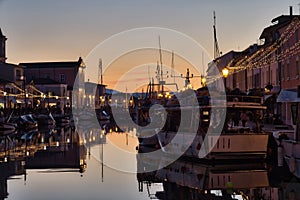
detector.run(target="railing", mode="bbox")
[226,95,262,104]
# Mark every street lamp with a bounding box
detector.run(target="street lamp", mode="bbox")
[20,75,27,110]
[222,67,229,89]
[201,75,207,87]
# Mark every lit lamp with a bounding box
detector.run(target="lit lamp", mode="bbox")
[222,67,229,89]
[265,83,273,93]
[201,75,207,87]
[3,91,7,110]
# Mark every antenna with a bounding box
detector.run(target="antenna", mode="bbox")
[213,11,221,59]
[98,59,103,85]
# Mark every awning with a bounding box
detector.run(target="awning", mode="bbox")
[277,89,300,103]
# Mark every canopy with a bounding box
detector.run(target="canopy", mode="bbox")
[277,89,300,103]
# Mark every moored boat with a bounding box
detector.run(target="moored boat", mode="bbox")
[156,89,272,161]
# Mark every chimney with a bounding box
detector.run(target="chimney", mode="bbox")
[290,6,293,16]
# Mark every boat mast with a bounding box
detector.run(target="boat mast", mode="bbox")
[213,11,221,59]
[158,36,164,94]
[98,58,103,85]
[171,51,175,84]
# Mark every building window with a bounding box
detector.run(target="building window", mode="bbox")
[296,58,299,78]
[16,69,21,80]
[60,74,65,83]
[287,61,290,80]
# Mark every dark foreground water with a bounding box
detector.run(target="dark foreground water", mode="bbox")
[1,125,300,200]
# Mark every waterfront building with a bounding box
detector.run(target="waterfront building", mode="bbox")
[20,57,86,108]
[210,7,300,126]
[0,28,26,109]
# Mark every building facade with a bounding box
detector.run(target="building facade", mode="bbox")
[209,8,300,126]
[20,57,86,108]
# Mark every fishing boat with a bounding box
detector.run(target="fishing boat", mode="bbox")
[156,88,272,161]
[134,80,176,148]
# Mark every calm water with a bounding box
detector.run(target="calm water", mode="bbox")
[2,125,300,200]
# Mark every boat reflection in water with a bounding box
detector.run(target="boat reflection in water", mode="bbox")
[137,147,300,200]
[0,125,87,200]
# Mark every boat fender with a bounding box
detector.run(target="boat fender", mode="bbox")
[290,156,296,173]
[277,144,284,167]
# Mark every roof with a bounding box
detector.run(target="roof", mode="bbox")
[0,62,25,69]
[20,57,83,69]
[0,28,5,38]
[259,15,300,40]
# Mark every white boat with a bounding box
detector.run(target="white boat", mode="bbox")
[272,129,300,178]
[156,91,270,161]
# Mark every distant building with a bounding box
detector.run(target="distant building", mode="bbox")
[21,57,84,89]
[84,81,106,108]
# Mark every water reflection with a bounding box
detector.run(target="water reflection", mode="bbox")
[0,125,87,200]
[2,124,300,200]
[137,146,300,200]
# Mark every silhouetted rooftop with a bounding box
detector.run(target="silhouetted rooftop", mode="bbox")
[20,57,83,69]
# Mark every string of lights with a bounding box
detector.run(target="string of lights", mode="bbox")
[206,17,300,85]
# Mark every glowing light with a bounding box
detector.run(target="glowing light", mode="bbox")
[222,67,229,78]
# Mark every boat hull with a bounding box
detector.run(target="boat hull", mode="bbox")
[157,131,270,161]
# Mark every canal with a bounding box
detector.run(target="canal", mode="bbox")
[1,125,300,200]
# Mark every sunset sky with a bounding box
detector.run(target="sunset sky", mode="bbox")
[0,0,299,91]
